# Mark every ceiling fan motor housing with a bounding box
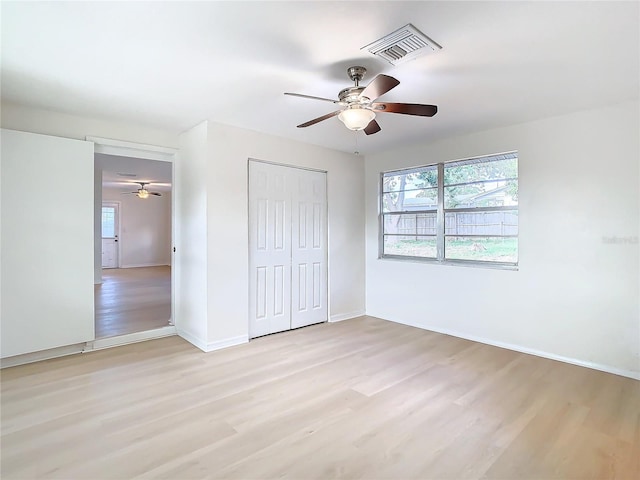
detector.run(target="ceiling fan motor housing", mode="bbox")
[346,66,367,85]
[339,86,367,104]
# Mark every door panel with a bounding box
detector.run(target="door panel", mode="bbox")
[249,162,292,338]
[291,169,327,329]
[101,239,117,267]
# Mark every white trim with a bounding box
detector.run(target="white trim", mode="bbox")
[87,325,177,351]
[1,343,85,368]
[176,328,208,352]
[90,136,178,333]
[177,329,249,353]
[87,136,177,162]
[120,262,171,269]
[329,311,366,323]
[248,157,328,174]
[206,335,249,352]
[381,316,640,381]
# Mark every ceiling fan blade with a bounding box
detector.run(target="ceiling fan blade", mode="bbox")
[359,74,400,101]
[364,119,381,135]
[285,93,340,104]
[297,110,342,128]
[149,192,162,196]
[372,103,438,117]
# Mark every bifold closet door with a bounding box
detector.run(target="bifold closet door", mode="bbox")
[248,162,292,338]
[248,161,327,339]
[291,168,327,329]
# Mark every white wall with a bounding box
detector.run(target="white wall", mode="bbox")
[175,121,209,347]
[0,102,179,148]
[206,122,365,347]
[1,129,95,358]
[365,100,640,379]
[0,105,366,355]
[102,187,171,268]
[1,103,180,285]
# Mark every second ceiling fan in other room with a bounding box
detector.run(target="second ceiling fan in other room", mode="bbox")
[284,66,437,135]
[122,182,162,199]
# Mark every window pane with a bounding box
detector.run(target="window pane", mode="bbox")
[382,188,437,212]
[382,165,438,193]
[384,235,437,258]
[384,212,437,236]
[445,210,518,236]
[102,207,115,238]
[444,179,518,209]
[445,237,517,263]
[444,156,517,186]
[380,152,518,266]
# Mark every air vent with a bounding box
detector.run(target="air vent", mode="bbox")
[362,24,442,66]
[117,172,137,177]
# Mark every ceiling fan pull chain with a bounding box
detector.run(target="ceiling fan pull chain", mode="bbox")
[354,130,360,155]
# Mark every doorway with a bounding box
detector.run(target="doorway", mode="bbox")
[93,145,175,341]
[248,160,328,339]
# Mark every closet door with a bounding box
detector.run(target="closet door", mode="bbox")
[248,161,292,338]
[291,168,327,329]
[1,129,95,358]
[248,161,328,339]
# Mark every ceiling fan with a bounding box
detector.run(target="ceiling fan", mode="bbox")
[284,66,437,135]
[122,182,162,199]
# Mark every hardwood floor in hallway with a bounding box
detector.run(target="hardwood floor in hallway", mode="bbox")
[94,266,171,338]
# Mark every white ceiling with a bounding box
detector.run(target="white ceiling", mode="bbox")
[2,1,638,155]
[97,153,172,191]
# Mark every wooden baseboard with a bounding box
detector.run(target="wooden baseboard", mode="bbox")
[329,311,365,323]
[177,329,248,353]
[119,263,171,269]
[88,326,177,351]
[2,327,178,368]
[1,343,85,368]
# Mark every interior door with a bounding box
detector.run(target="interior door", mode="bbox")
[248,161,292,338]
[1,129,95,358]
[248,161,327,339]
[101,203,119,268]
[291,168,328,329]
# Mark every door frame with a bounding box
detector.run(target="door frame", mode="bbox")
[88,136,178,338]
[101,200,121,268]
[247,158,329,339]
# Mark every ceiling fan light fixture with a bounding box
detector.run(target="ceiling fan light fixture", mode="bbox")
[338,107,376,131]
[137,189,149,199]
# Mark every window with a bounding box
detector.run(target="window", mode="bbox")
[381,152,518,266]
[101,206,116,238]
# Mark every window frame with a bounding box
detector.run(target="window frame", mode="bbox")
[379,151,518,269]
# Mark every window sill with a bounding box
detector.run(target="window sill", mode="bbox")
[379,254,519,271]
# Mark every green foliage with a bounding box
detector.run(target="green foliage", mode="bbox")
[444,159,518,207]
[385,237,517,262]
[383,158,518,211]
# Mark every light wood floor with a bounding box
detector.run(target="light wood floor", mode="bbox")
[95,266,171,338]
[1,316,638,479]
